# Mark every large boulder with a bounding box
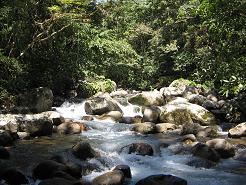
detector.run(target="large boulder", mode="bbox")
[206,139,235,158]
[128,143,154,156]
[135,174,187,185]
[191,143,220,162]
[72,142,97,160]
[128,90,164,106]
[142,106,160,123]
[16,87,53,113]
[159,98,218,126]
[92,170,124,185]
[228,122,246,138]
[132,122,156,134]
[85,97,122,115]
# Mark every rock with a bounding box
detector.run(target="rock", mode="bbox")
[39,177,81,185]
[186,158,216,169]
[196,126,218,138]
[85,97,122,115]
[135,174,187,185]
[160,99,218,126]
[207,94,218,102]
[66,162,82,179]
[234,150,246,162]
[19,118,53,137]
[81,162,101,176]
[52,171,77,181]
[1,168,28,185]
[182,134,197,143]
[142,106,160,123]
[0,131,14,146]
[82,115,94,121]
[128,90,164,106]
[0,146,10,159]
[50,155,69,164]
[180,122,202,135]
[202,100,219,111]
[96,111,123,122]
[57,122,87,135]
[113,165,132,178]
[128,143,154,156]
[206,139,235,158]
[92,170,124,185]
[110,90,128,97]
[160,87,184,98]
[16,87,53,113]
[72,142,96,160]
[228,122,246,138]
[210,109,226,121]
[121,116,142,124]
[186,94,207,106]
[33,160,68,180]
[191,143,220,162]
[43,111,64,126]
[132,122,156,134]
[156,123,177,133]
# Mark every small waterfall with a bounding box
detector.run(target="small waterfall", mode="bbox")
[116,101,143,117]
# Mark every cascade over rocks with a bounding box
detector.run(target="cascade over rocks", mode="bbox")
[160,98,218,126]
[92,170,124,185]
[206,139,235,158]
[228,122,246,138]
[128,90,164,106]
[135,174,187,185]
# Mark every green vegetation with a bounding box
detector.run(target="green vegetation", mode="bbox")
[0,0,245,105]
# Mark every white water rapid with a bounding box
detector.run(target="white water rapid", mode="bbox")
[56,100,245,185]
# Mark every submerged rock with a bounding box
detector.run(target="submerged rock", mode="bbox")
[114,165,132,179]
[92,170,124,185]
[72,142,97,160]
[228,122,246,138]
[128,143,154,156]
[160,99,218,126]
[135,174,187,185]
[191,143,220,162]
[206,139,235,158]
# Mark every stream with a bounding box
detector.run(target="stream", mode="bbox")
[4,100,246,185]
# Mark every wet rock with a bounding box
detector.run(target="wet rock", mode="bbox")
[132,122,156,134]
[160,99,218,126]
[121,116,142,124]
[66,162,82,179]
[206,139,235,158]
[234,150,246,162]
[81,162,101,175]
[92,170,124,185]
[142,106,160,123]
[191,143,220,162]
[33,160,68,180]
[128,90,164,106]
[0,131,14,146]
[85,97,122,115]
[180,122,202,135]
[96,111,123,122]
[16,87,53,113]
[0,168,28,185]
[228,122,246,138]
[50,155,69,164]
[52,171,77,181]
[57,122,87,135]
[0,146,10,159]
[39,177,81,185]
[72,142,96,160]
[82,115,94,121]
[182,134,197,143]
[135,174,187,185]
[128,143,154,156]
[156,123,177,133]
[202,100,219,111]
[113,165,132,178]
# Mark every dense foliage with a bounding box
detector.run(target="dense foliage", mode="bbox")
[0,0,245,104]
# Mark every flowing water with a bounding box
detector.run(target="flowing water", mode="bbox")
[5,100,246,185]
